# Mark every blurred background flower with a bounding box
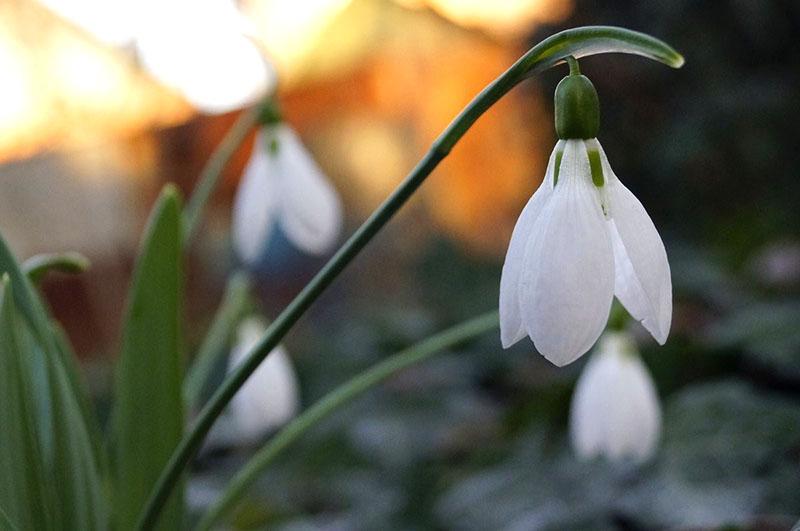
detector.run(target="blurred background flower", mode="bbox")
[1,0,799,529]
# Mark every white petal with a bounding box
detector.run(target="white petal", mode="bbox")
[232,129,280,265]
[519,140,615,366]
[273,125,343,255]
[569,332,661,462]
[499,141,563,348]
[228,317,300,444]
[598,144,672,344]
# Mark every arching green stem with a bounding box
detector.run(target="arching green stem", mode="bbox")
[566,55,581,76]
[182,106,262,246]
[195,311,499,531]
[136,26,683,530]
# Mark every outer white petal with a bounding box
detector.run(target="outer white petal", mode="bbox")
[569,332,661,462]
[273,125,343,255]
[228,317,300,445]
[499,141,563,348]
[232,129,280,265]
[597,143,672,344]
[519,140,615,366]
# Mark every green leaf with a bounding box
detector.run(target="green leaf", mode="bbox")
[0,242,109,530]
[184,271,251,410]
[0,236,97,430]
[22,252,90,284]
[26,324,109,530]
[0,278,53,530]
[113,185,185,531]
[50,323,112,503]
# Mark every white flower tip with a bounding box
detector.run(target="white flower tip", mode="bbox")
[537,341,593,367]
[653,326,669,346]
[499,319,525,349]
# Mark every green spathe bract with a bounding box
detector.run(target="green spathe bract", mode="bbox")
[137,26,683,529]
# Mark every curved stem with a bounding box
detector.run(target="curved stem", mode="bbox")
[566,56,580,76]
[136,26,683,530]
[195,311,499,531]
[183,106,262,245]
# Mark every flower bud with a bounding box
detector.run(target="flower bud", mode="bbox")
[554,73,600,140]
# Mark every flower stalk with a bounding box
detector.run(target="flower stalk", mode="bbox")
[137,26,683,530]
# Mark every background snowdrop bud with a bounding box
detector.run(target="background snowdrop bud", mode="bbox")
[499,56,671,364]
[232,124,343,265]
[569,331,661,463]
[226,317,300,445]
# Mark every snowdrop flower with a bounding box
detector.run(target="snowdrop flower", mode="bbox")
[569,331,661,462]
[224,317,300,445]
[232,123,343,265]
[499,59,671,365]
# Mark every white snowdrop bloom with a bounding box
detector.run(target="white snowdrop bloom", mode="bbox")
[226,317,300,445]
[232,124,343,264]
[499,65,671,366]
[569,332,661,462]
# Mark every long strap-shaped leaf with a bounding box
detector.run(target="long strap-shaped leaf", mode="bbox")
[113,186,185,530]
[0,246,108,528]
[139,26,684,529]
[0,279,53,530]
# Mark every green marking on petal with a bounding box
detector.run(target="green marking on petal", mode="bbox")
[587,149,604,187]
[553,148,564,186]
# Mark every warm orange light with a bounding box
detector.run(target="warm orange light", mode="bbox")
[242,0,353,82]
[397,0,572,37]
[0,0,191,162]
[0,35,35,133]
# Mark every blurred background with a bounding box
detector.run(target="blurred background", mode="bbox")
[1,0,799,529]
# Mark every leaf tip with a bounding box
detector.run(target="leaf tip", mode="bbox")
[160,183,184,208]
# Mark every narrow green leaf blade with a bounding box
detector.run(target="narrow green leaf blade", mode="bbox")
[0,235,97,434]
[23,252,90,284]
[28,325,109,530]
[0,278,53,530]
[113,185,184,530]
[0,233,109,530]
[184,271,251,410]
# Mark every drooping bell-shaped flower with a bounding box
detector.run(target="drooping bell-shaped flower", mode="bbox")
[569,331,661,463]
[224,317,300,445]
[499,58,671,365]
[232,122,343,265]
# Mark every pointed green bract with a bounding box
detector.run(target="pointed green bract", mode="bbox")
[113,185,185,530]
[522,25,685,74]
